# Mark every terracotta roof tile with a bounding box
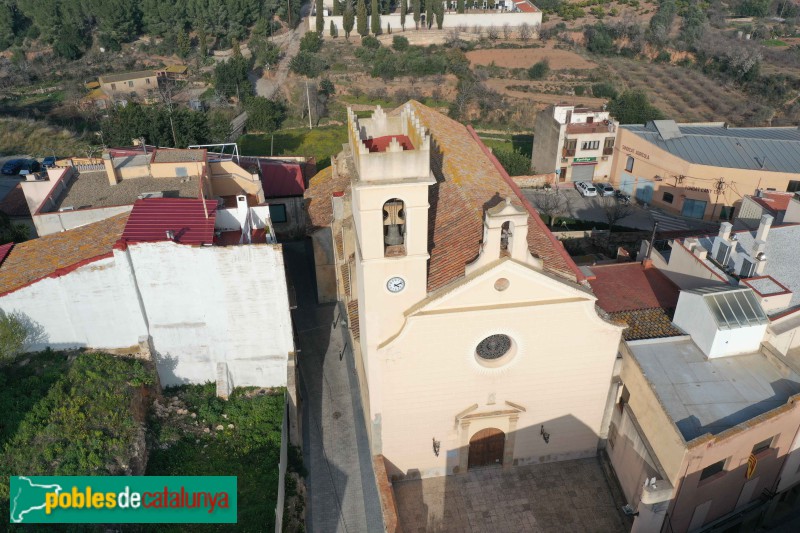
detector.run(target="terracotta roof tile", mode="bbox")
[588,262,680,313]
[305,166,350,233]
[610,307,684,341]
[0,213,129,296]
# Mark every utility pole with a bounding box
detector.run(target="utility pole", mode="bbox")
[271,134,274,156]
[645,222,659,261]
[288,0,292,27]
[306,81,313,129]
[710,177,725,221]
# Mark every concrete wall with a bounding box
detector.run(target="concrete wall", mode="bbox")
[607,404,662,509]
[531,110,561,175]
[659,240,729,290]
[610,128,800,220]
[275,396,289,533]
[737,196,769,229]
[0,241,293,389]
[269,196,306,240]
[311,227,337,303]
[100,74,159,98]
[316,11,542,33]
[33,205,133,237]
[21,166,74,214]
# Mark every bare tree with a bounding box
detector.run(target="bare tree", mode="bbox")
[601,196,634,232]
[502,23,512,40]
[530,188,571,228]
[519,23,532,42]
[487,26,499,41]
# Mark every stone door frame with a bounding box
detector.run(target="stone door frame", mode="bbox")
[455,401,526,474]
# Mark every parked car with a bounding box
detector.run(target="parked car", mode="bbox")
[597,182,615,197]
[42,156,56,168]
[18,159,41,175]
[1,159,25,175]
[575,181,598,197]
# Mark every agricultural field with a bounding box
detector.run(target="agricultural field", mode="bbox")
[466,44,597,70]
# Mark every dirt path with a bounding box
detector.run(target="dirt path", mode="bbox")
[250,5,310,99]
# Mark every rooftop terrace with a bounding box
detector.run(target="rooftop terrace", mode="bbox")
[630,337,800,442]
[53,172,201,211]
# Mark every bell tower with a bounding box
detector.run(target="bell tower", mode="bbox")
[349,104,435,363]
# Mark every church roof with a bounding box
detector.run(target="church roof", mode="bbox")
[405,101,581,292]
[304,101,582,294]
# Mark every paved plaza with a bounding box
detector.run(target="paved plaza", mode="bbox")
[393,457,629,533]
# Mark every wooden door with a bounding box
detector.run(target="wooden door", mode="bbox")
[468,428,505,469]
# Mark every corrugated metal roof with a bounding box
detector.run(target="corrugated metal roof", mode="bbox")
[99,70,157,84]
[121,198,217,245]
[623,121,800,172]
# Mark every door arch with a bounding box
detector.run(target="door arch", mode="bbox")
[468,428,505,469]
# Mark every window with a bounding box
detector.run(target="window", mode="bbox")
[475,334,516,367]
[788,180,800,193]
[587,116,594,123]
[128,80,134,88]
[625,156,634,172]
[682,198,707,219]
[564,139,577,157]
[383,198,405,255]
[603,137,615,155]
[111,83,117,91]
[752,436,774,455]
[699,459,726,481]
[662,192,674,204]
[581,140,600,151]
[269,203,287,223]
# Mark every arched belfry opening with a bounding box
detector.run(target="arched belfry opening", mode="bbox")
[383,198,406,257]
[500,221,514,257]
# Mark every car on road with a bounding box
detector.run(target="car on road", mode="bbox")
[575,181,598,197]
[19,159,41,175]
[597,182,615,197]
[42,156,57,169]
[1,159,25,175]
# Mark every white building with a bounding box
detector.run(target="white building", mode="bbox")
[531,104,618,183]
[0,197,294,394]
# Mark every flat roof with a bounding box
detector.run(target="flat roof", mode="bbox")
[99,70,158,84]
[53,172,201,211]
[623,121,800,173]
[749,191,794,214]
[151,148,206,164]
[629,337,800,442]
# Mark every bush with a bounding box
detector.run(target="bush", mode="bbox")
[300,30,323,53]
[392,35,410,51]
[244,97,287,132]
[362,35,381,48]
[592,82,618,99]
[493,148,531,176]
[528,59,550,80]
[574,85,585,96]
[584,24,616,55]
[290,50,327,77]
[654,50,671,63]
[608,90,665,124]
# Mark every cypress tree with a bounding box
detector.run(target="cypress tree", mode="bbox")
[457,0,465,13]
[413,0,421,29]
[357,0,368,37]
[333,0,341,15]
[371,0,381,35]
[400,0,407,30]
[343,1,355,40]
[435,1,444,28]
[426,0,434,29]
[316,0,325,33]
[330,20,337,37]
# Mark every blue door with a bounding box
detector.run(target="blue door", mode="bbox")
[636,179,654,204]
[620,173,635,195]
[682,198,707,219]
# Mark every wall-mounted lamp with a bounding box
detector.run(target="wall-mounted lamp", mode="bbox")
[432,438,441,457]
[540,425,550,444]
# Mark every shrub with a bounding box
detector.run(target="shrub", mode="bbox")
[0,310,35,360]
[300,30,323,53]
[528,59,550,79]
[493,149,531,176]
[584,24,615,55]
[574,85,586,96]
[362,35,381,48]
[592,82,618,99]
[290,51,327,77]
[654,50,671,63]
[393,35,410,51]
[244,97,287,132]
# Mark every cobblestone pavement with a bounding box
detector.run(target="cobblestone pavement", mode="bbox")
[393,457,627,533]
[284,241,384,533]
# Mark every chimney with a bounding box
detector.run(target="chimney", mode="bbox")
[785,193,800,224]
[103,152,119,186]
[718,221,732,241]
[755,214,773,243]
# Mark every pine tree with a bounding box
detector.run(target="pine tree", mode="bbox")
[370,0,381,35]
[316,0,325,33]
[400,0,407,30]
[343,1,355,40]
[457,0,465,13]
[413,0,421,29]
[177,28,191,59]
[357,0,368,37]
[330,20,337,37]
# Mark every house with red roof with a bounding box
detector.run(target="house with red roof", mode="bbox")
[0,197,294,409]
[304,103,623,481]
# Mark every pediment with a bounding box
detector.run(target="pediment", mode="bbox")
[413,259,594,315]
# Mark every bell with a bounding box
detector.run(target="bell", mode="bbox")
[385,224,404,246]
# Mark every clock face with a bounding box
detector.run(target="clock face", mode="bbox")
[386,276,406,293]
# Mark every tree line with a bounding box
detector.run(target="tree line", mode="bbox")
[0,0,300,58]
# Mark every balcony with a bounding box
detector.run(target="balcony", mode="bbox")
[566,121,617,135]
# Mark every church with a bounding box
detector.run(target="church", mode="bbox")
[305,102,623,479]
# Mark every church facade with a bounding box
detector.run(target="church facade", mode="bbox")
[305,102,622,479]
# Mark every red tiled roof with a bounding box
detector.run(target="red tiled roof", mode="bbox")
[363,135,414,152]
[259,162,306,197]
[750,191,794,214]
[610,308,684,341]
[0,183,31,217]
[305,167,349,233]
[515,0,538,12]
[121,198,217,245]
[0,213,129,297]
[0,243,14,266]
[588,262,680,313]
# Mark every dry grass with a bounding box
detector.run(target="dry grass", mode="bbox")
[0,117,91,157]
[467,44,597,70]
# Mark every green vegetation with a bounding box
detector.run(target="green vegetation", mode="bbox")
[101,103,217,148]
[0,309,36,359]
[146,383,286,531]
[214,55,251,99]
[592,82,618,99]
[528,59,551,80]
[0,117,92,157]
[478,134,534,157]
[300,31,324,54]
[608,90,665,124]
[355,40,450,80]
[0,351,155,515]
[290,50,328,78]
[392,35,410,51]
[244,97,287,133]
[493,148,532,177]
[239,125,348,168]
[763,39,788,47]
